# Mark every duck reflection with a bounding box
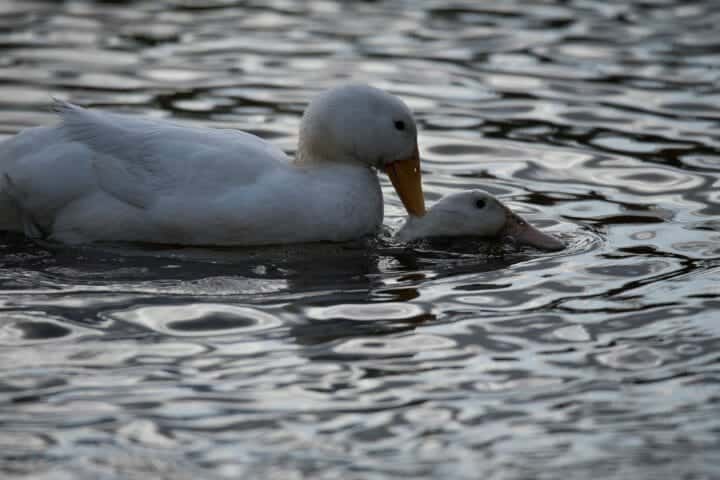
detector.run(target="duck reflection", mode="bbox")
[6,232,533,350]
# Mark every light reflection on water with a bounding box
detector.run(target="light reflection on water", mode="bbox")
[1,0,720,479]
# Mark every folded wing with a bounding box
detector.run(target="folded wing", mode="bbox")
[53,100,291,210]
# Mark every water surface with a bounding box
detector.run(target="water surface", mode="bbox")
[1,1,719,479]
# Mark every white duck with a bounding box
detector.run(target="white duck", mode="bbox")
[0,85,425,245]
[396,190,564,251]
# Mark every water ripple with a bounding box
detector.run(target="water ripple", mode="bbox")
[1,0,720,479]
[106,303,282,337]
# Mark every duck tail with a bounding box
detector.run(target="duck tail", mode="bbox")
[0,130,33,232]
[0,176,21,233]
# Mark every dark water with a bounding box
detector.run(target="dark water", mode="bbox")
[1,1,720,478]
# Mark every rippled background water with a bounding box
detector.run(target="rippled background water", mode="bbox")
[1,1,720,478]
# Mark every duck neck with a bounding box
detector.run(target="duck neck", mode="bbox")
[294,128,363,166]
[396,214,430,242]
[294,147,360,167]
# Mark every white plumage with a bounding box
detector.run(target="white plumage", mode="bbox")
[397,190,564,251]
[0,85,424,245]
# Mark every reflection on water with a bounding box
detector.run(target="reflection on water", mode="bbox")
[1,0,720,478]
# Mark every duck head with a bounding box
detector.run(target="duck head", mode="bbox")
[297,84,425,216]
[396,190,564,251]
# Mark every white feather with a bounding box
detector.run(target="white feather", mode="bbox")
[0,85,418,245]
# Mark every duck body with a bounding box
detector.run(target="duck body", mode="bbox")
[0,85,420,246]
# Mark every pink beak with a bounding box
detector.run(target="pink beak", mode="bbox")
[500,210,564,252]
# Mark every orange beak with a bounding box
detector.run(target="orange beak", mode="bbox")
[384,145,426,217]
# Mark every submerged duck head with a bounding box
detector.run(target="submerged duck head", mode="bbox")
[396,190,565,251]
[298,84,425,216]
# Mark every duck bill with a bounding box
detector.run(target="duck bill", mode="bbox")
[500,210,565,252]
[385,145,426,217]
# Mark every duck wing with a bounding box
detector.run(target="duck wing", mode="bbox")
[54,100,291,210]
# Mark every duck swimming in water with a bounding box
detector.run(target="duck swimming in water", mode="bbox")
[0,85,424,245]
[396,190,564,251]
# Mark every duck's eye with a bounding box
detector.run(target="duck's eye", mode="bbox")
[394,120,405,131]
[475,199,486,209]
